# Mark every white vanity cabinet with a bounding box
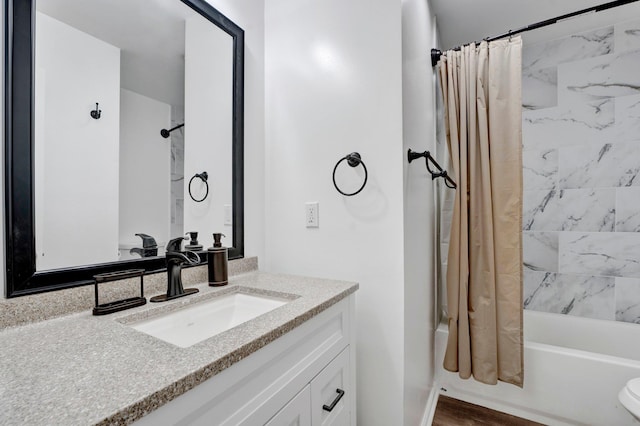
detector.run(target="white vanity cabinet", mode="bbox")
[135,294,356,426]
[266,386,311,426]
[310,346,350,425]
[266,345,350,426]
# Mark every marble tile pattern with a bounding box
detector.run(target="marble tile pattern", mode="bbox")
[521,27,613,110]
[522,99,614,152]
[616,187,640,232]
[522,27,614,71]
[170,105,185,237]
[522,67,557,110]
[523,190,559,231]
[615,19,640,53]
[558,48,640,104]
[615,93,640,141]
[522,21,640,322]
[559,232,640,278]
[523,188,615,232]
[523,149,558,190]
[615,277,640,322]
[558,142,640,189]
[524,271,615,320]
[523,231,559,272]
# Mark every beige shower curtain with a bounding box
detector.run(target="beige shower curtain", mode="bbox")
[438,37,524,387]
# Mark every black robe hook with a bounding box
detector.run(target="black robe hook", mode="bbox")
[90,103,101,120]
[407,149,457,189]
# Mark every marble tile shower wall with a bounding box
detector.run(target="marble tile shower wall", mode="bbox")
[170,105,185,239]
[522,19,640,323]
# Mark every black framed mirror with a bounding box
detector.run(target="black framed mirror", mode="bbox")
[4,0,244,297]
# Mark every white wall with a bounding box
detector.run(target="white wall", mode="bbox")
[401,0,439,423]
[119,89,171,249]
[204,0,266,261]
[264,0,408,423]
[184,14,234,248]
[34,12,120,270]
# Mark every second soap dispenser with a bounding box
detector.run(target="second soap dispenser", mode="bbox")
[208,233,228,286]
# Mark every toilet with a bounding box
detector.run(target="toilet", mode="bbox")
[619,378,640,420]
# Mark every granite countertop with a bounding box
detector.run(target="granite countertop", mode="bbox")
[0,271,358,425]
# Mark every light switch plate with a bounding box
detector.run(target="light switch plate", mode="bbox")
[224,204,232,226]
[305,202,319,228]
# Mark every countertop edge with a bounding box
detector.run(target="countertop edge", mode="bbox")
[95,285,358,425]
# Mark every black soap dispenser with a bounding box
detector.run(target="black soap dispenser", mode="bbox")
[185,231,203,251]
[208,233,228,286]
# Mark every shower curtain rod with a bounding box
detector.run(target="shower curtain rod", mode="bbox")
[160,123,184,139]
[431,0,640,66]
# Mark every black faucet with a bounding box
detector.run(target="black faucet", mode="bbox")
[150,237,201,302]
[129,233,158,258]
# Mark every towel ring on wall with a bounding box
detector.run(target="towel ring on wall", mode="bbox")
[188,171,209,202]
[332,152,368,196]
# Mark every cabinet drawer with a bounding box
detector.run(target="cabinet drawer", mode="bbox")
[265,385,311,426]
[311,347,350,426]
[135,297,351,426]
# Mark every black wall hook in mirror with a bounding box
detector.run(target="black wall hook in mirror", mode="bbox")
[408,149,457,189]
[161,123,184,138]
[333,152,368,196]
[188,171,209,202]
[90,102,101,120]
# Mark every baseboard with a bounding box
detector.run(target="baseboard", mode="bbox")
[420,385,441,426]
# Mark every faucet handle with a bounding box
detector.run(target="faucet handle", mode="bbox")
[166,236,187,253]
[166,250,200,265]
[183,250,201,264]
[135,233,157,248]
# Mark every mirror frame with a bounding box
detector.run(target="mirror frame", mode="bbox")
[4,0,244,297]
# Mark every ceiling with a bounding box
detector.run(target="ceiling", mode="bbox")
[36,0,203,107]
[431,0,640,50]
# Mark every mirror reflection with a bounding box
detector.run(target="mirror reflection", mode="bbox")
[34,0,233,271]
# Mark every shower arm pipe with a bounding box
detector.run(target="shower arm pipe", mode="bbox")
[430,0,640,66]
[160,123,184,138]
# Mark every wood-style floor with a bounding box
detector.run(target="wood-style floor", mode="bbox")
[432,395,545,426]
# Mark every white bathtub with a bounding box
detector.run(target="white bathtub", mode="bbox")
[434,310,640,425]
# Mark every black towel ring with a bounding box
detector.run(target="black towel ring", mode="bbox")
[332,152,368,196]
[188,171,209,202]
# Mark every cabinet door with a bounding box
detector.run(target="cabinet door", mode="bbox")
[311,347,350,426]
[266,385,311,426]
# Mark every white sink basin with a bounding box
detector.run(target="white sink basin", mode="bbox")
[131,292,289,348]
